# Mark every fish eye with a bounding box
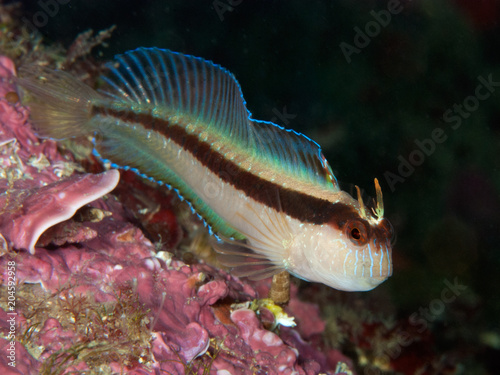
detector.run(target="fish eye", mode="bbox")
[345,220,369,246]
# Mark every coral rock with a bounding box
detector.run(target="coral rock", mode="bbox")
[0,170,119,254]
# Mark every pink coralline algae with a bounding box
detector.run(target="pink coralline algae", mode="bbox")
[0,170,119,254]
[0,56,355,374]
[0,56,120,255]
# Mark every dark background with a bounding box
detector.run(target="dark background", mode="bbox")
[12,0,500,372]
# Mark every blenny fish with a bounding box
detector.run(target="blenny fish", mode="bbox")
[18,47,393,291]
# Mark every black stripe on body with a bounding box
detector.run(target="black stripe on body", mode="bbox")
[92,106,359,227]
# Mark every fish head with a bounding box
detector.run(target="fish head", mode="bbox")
[291,179,394,291]
[330,211,394,291]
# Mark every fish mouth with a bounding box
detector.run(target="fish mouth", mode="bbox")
[341,275,388,292]
[371,275,389,283]
[359,275,389,290]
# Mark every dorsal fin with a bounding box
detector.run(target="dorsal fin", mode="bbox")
[101,47,251,143]
[100,48,339,192]
[250,120,339,191]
